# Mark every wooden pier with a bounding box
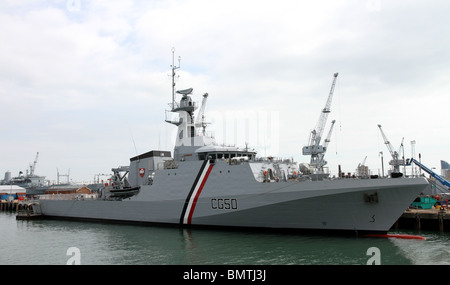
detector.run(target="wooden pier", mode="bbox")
[394,208,450,232]
[0,200,19,212]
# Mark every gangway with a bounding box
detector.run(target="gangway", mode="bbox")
[407,158,450,189]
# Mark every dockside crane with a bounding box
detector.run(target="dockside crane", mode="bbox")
[357,156,369,177]
[29,152,39,176]
[377,124,404,175]
[316,120,336,170]
[302,73,338,172]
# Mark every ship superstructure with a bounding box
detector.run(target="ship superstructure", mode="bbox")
[1,152,48,195]
[36,51,429,234]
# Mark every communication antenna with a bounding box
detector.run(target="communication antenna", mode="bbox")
[171,47,181,110]
[411,140,416,176]
[129,127,138,157]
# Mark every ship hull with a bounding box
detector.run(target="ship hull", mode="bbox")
[26,187,48,196]
[37,160,428,233]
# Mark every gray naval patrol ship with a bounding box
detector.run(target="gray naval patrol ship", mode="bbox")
[37,53,428,234]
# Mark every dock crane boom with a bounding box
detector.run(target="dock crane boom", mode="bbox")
[316,120,336,169]
[29,152,39,176]
[302,73,338,171]
[377,124,404,173]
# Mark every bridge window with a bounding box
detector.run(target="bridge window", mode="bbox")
[197,151,256,161]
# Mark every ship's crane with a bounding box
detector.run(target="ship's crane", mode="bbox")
[302,73,338,172]
[377,124,404,174]
[195,93,209,135]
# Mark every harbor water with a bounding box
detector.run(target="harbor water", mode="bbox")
[1,212,450,265]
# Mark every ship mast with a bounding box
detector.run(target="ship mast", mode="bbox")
[171,47,181,111]
[164,49,215,161]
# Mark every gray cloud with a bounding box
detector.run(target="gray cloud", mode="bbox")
[0,0,449,181]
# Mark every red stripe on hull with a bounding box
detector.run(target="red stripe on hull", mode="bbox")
[187,164,214,224]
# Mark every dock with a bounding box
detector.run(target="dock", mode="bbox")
[15,201,43,220]
[394,208,450,232]
[1,199,43,220]
[0,200,19,212]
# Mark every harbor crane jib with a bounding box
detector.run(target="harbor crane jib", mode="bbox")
[302,72,338,174]
[316,119,336,170]
[29,152,39,176]
[377,124,405,176]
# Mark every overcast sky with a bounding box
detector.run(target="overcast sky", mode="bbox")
[1,0,449,183]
